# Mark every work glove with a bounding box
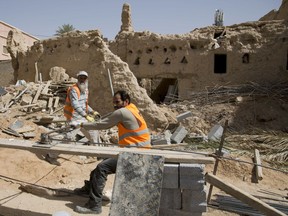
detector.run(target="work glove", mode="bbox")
[69,121,82,129]
[85,115,95,122]
[91,111,101,120]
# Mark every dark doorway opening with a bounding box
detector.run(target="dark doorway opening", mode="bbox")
[150,78,178,104]
[214,54,227,74]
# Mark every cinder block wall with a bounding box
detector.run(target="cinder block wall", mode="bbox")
[159,163,207,216]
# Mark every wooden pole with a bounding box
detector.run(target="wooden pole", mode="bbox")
[254,149,263,182]
[207,120,228,204]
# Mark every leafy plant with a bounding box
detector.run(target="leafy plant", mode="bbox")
[55,24,75,36]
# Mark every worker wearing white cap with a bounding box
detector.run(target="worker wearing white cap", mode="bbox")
[64,70,101,143]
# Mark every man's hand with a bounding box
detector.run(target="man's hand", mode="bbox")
[70,121,82,129]
[91,111,101,120]
[85,115,95,122]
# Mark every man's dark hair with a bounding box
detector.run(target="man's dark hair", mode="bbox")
[114,90,131,104]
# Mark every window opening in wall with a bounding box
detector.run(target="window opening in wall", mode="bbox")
[169,45,177,52]
[214,30,226,39]
[2,46,8,54]
[164,58,171,64]
[128,50,133,54]
[214,54,227,74]
[181,56,188,64]
[190,42,197,49]
[242,53,249,63]
[150,78,178,104]
[134,57,140,65]
[163,48,167,53]
[148,59,154,65]
[146,48,152,54]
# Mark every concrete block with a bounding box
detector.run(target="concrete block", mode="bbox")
[159,208,203,216]
[176,111,192,122]
[180,164,205,189]
[160,188,181,209]
[207,124,223,141]
[182,189,207,205]
[151,130,172,145]
[171,126,188,144]
[152,138,170,145]
[180,163,205,180]
[162,163,179,188]
[180,179,205,190]
[182,202,207,213]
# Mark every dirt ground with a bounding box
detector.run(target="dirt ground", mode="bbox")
[0,87,288,215]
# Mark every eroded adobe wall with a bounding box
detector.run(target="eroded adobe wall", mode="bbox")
[110,20,288,99]
[6,30,168,130]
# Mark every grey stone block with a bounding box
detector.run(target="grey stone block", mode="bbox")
[207,124,223,141]
[182,202,207,213]
[171,126,188,144]
[182,189,207,205]
[180,163,205,178]
[176,111,192,122]
[160,188,181,209]
[180,179,205,190]
[159,208,203,216]
[162,163,179,188]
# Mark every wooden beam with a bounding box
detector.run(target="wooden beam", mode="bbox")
[205,173,286,216]
[207,120,228,203]
[0,138,214,164]
[254,149,263,182]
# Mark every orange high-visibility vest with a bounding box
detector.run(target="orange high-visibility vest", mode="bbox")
[64,84,88,120]
[118,103,151,149]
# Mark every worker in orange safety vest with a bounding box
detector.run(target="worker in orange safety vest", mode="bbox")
[72,90,151,214]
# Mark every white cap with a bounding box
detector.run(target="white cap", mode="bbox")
[77,71,88,77]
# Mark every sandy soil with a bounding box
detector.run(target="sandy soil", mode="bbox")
[0,146,287,216]
[0,90,287,216]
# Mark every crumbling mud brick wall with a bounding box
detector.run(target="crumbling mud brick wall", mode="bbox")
[6,29,168,130]
[109,20,288,100]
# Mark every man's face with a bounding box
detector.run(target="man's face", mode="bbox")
[113,94,128,110]
[78,75,87,84]
[77,75,88,92]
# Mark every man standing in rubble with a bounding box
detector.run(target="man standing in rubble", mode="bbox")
[64,70,101,144]
[45,71,101,165]
[73,90,151,214]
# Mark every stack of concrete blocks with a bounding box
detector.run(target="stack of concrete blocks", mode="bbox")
[159,163,207,216]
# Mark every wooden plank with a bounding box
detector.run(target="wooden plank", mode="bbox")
[0,138,214,164]
[254,149,263,182]
[53,97,59,108]
[207,120,228,203]
[31,84,44,104]
[205,173,286,216]
[110,152,164,216]
[41,80,52,95]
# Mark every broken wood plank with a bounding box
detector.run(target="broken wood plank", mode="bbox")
[53,96,59,108]
[110,152,164,216]
[254,149,263,182]
[0,138,214,164]
[205,173,286,216]
[31,84,44,104]
[41,80,52,95]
